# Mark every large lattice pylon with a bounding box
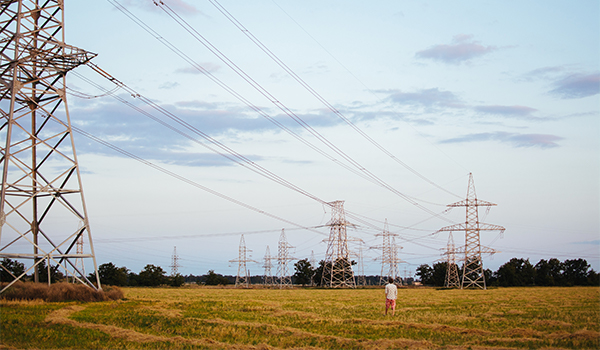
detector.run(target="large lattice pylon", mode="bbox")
[262,245,274,286]
[0,1,100,292]
[276,229,294,288]
[169,246,181,276]
[230,234,256,287]
[374,219,402,285]
[321,200,356,288]
[436,173,505,289]
[442,232,460,288]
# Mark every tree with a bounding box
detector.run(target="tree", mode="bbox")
[313,260,326,286]
[534,258,562,286]
[137,264,167,286]
[37,259,64,283]
[293,259,314,286]
[168,273,185,287]
[430,262,448,287]
[415,264,433,285]
[0,258,25,282]
[494,258,535,287]
[203,270,229,285]
[96,262,129,286]
[562,259,591,286]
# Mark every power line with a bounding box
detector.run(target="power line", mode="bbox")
[208,0,461,200]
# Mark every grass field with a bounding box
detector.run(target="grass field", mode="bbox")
[1,286,598,349]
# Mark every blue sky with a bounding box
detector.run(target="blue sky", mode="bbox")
[45,0,600,277]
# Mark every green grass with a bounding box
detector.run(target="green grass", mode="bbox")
[1,286,598,349]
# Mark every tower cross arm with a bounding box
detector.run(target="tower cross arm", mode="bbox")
[447,199,497,207]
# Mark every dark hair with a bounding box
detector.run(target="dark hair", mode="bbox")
[388,278,394,284]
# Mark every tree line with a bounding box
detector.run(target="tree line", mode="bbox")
[416,258,599,287]
[2,257,598,287]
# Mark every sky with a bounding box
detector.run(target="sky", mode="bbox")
[17,0,599,278]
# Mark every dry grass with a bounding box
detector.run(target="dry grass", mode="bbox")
[0,281,123,302]
[1,286,598,349]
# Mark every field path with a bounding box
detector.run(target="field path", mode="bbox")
[45,305,267,349]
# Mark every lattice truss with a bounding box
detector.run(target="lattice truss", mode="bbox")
[276,229,294,288]
[0,0,100,292]
[230,234,256,287]
[321,200,356,288]
[436,173,505,290]
[374,218,403,285]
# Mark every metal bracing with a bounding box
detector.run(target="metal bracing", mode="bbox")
[230,234,256,287]
[262,245,274,286]
[442,232,460,288]
[0,0,100,293]
[321,200,356,288]
[276,229,294,288]
[169,246,181,276]
[436,173,505,289]
[374,219,402,285]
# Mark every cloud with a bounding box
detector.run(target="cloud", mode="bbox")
[175,63,221,75]
[473,105,538,119]
[383,88,463,109]
[549,73,600,99]
[415,34,497,65]
[440,131,563,148]
[68,96,276,167]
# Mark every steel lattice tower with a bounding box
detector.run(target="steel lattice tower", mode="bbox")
[442,232,460,288]
[170,246,181,276]
[262,245,274,286]
[437,173,505,289]
[356,246,366,286]
[230,234,255,287]
[321,200,355,288]
[276,229,294,288]
[0,0,100,292]
[375,219,402,285]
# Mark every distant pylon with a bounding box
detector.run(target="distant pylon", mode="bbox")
[309,250,317,286]
[436,173,505,289]
[276,229,294,288]
[356,246,367,286]
[321,200,356,288]
[375,219,402,285]
[170,246,181,276]
[73,225,85,282]
[229,235,256,287]
[0,1,100,293]
[442,232,460,288]
[262,245,274,286]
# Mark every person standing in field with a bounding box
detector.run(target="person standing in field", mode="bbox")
[385,277,398,316]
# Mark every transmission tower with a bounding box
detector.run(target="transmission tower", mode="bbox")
[262,245,274,286]
[436,173,505,289]
[229,234,256,287]
[0,1,101,292]
[72,224,85,282]
[321,200,356,288]
[374,219,402,285]
[276,229,294,288]
[442,232,460,288]
[356,245,367,286]
[309,250,317,286]
[170,246,181,276]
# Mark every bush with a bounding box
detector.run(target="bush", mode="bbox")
[0,282,124,302]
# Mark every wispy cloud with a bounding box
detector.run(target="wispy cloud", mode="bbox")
[549,73,600,99]
[175,62,221,75]
[441,131,563,148]
[415,34,497,65]
[520,67,599,99]
[473,105,538,119]
[383,88,464,109]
